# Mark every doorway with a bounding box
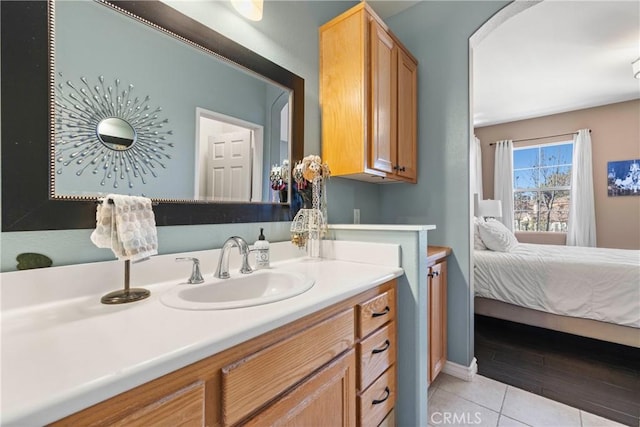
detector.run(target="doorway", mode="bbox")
[195,108,264,202]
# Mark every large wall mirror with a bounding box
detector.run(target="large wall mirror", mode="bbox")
[1,0,304,231]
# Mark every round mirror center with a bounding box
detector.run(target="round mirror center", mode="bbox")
[96,117,136,150]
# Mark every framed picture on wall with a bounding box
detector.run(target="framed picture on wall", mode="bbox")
[607,159,640,196]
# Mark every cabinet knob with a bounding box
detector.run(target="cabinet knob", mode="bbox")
[393,165,406,172]
[428,271,440,278]
[371,306,390,318]
[372,386,391,405]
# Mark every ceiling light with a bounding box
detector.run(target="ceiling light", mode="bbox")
[633,58,640,79]
[231,0,263,21]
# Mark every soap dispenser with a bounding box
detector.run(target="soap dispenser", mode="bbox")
[254,228,270,269]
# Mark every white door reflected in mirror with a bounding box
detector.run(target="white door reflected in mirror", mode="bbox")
[207,130,252,202]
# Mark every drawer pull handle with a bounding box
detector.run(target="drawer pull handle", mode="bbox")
[372,386,390,405]
[372,339,391,354]
[372,306,390,318]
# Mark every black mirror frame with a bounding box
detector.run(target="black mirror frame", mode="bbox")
[1,0,304,231]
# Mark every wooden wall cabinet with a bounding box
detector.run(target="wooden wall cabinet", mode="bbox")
[51,281,397,427]
[320,3,417,183]
[427,246,451,384]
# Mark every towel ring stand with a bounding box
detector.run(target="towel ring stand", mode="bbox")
[98,197,152,304]
[96,199,159,206]
[101,259,151,304]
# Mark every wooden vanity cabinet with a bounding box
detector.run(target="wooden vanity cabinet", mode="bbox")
[427,246,451,384]
[51,280,397,427]
[320,2,417,183]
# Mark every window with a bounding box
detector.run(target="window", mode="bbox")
[513,141,573,232]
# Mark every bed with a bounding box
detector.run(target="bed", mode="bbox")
[474,243,640,347]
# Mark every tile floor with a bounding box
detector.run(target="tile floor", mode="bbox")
[428,373,627,427]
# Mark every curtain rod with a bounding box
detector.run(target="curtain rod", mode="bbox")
[489,129,591,146]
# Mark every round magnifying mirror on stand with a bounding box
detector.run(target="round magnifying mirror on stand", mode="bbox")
[96,117,137,150]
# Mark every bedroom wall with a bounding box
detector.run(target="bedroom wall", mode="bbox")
[475,99,640,250]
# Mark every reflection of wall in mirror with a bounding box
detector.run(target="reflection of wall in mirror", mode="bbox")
[280,103,290,161]
[263,85,291,202]
[54,0,288,201]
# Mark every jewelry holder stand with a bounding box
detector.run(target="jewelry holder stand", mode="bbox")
[290,176,327,259]
[290,208,325,258]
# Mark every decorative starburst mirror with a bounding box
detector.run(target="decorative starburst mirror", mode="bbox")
[54,74,174,190]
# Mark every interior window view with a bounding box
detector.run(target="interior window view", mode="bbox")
[513,142,573,232]
[1,1,638,426]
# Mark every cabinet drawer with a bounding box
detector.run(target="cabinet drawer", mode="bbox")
[222,309,354,425]
[112,381,205,427]
[357,288,395,338]
[243,350,357,427]
[357,322,396,391]
[358,366,396,427]
[379,408,396,427]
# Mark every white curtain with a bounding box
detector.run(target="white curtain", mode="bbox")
[471,136,484,200]
[494,140,514,231]
[567,129,596,247]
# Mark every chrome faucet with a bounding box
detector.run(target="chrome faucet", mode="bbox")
[214,236,253,279]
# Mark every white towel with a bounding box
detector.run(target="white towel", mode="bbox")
[90,194,158,262]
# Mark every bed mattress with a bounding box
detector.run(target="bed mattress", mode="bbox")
[474,243,640,328]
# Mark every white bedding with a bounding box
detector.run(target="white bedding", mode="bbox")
[474,244,640,328]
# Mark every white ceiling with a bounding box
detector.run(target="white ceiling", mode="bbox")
[473,0,640,127]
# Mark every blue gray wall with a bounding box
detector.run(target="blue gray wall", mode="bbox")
[0,0,379,271]
[2,0,510,371]
[382,1,509,367]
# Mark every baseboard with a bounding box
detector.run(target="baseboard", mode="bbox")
[442,357,478,381]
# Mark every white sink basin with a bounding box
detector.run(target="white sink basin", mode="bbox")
[160,269,315,310]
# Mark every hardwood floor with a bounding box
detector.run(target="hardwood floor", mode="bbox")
[474,315,640,426]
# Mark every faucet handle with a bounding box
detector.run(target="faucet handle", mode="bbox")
[175,257,205,284]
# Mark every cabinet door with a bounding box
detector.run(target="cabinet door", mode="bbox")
[320,8,368,177]
[396,47,417,182]
[243,350,357,427]
[222,310,354,425]
[369,19,397,175]
[428,261,447,382]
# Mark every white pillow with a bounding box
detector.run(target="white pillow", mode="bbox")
[473,217,487,250]
[478,219,519,252]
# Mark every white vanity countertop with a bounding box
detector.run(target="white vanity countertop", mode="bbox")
[0,240,403,426]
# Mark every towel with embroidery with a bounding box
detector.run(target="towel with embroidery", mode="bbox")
[90,194,158,262]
